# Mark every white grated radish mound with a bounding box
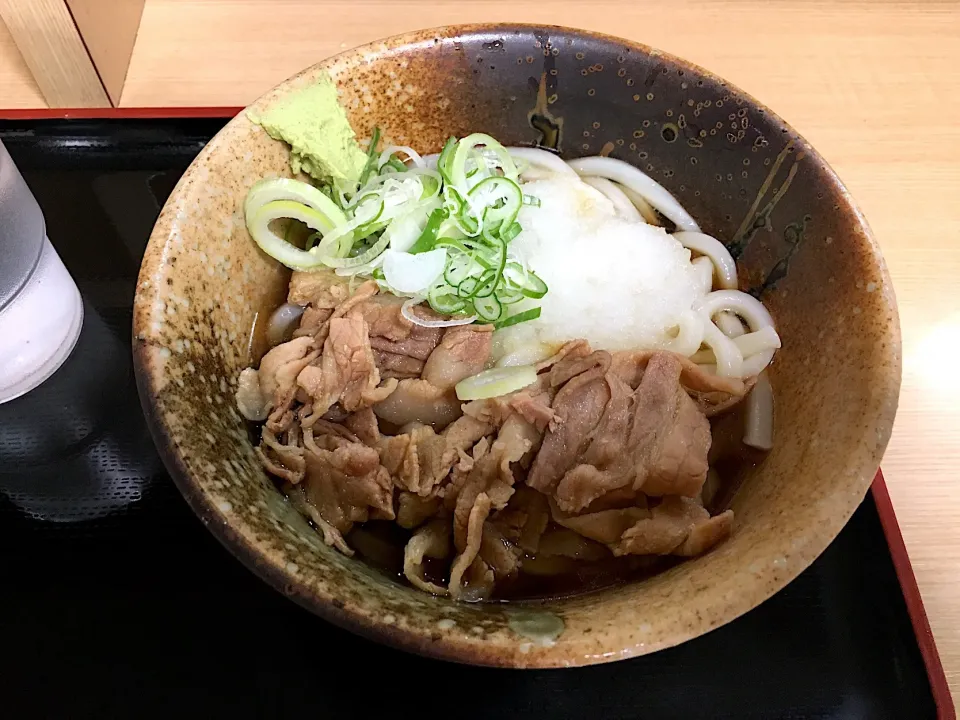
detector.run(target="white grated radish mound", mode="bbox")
[510,176,702,352]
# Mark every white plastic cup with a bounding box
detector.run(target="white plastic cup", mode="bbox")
[0,140,83,403]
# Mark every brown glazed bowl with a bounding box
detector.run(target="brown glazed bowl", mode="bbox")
[133,24,900,667]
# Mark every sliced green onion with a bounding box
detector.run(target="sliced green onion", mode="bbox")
[358,127,382,188]
[495,286,526,305]
[522,194,541,207]
[500,222,522,243]
[244,178,348,229]
[248,133,550,322]
[408,208,449,254]
[321,231,391,269]
[350,200,385,245]
[469,176,523,231]
[520,270,548,299]
[449,133,519,190]
[455,365,537,401]
[494,306,541,330]
[473,294,503,322]
[434,237,473,255]
[248,199,347,270]
[428,284,468,314]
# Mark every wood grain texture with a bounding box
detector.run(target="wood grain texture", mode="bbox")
[105,0,960,704]
[65,0,146,105]
[0,0,109,107]
[0,17,46,108]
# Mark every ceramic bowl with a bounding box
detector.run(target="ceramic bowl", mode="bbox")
[133,24,900,667]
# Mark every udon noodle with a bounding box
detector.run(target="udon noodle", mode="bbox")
[496,148,779,381]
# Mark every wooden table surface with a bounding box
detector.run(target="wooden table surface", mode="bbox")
[3,0,960,704]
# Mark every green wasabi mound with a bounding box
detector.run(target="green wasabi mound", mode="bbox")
[249,73,366,191]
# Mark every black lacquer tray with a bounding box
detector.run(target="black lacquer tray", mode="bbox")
[0,113,951,719]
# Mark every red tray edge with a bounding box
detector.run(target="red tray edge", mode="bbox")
[872,472,955,718]
[2,104,953,716]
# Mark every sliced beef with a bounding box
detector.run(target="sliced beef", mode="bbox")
[344,407,380,446]
[490,485,550,553]
[293,306,334,339]
[396,492,442,530]
[373,378,461,430]
[297,312,396,424]
[370,326,444,361]
[462,385,557,434]
[448,492,493,601]
[450,414,538,552]
[244,293,739,594]
[526,360,612,495]
[377,425,437,495]
[377,414,492,497]
[287,268,350,308]
[301,427,394,535]
[613,496,732,557]
[548,349,612,389]
[479,522,521,581]
[351,295,409,339]
[331,280,380,319]
[548,353,712,514]
[422,324,494,391]
[373,350,424,379]
[256,336,319,432]
[287,483,354,556]
[552,502,651,546]
[536,527,610,562]
[403,519,451,595]
[255,426,305,484]
[535,339,591,372]
[675,509,734,556]
[611,350,749,417]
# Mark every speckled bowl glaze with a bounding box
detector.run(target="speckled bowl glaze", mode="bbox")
[133,24,901,667]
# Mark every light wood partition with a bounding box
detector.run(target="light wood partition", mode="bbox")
[0,0,108,107]
[0,0,144,108]
[65,0,145,105]
[0,16,45,108]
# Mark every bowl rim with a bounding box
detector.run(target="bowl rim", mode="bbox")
[133,22,902,668]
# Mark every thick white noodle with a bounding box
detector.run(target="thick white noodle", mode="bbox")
[662,310,706,358]
[733,326,782,357]
[611,182,661,225]
[566,156,700,232]
[689,326,779,373]
[700,321,744,378]
[743,371,774,450]
[741,350,776,378]
[507,147,579,177]
[694,290,777,332]
[715,311,745,338]
[692,257,714,296]
[580,176,644,222]
[673,231,738,290]
[694,292,779,377]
